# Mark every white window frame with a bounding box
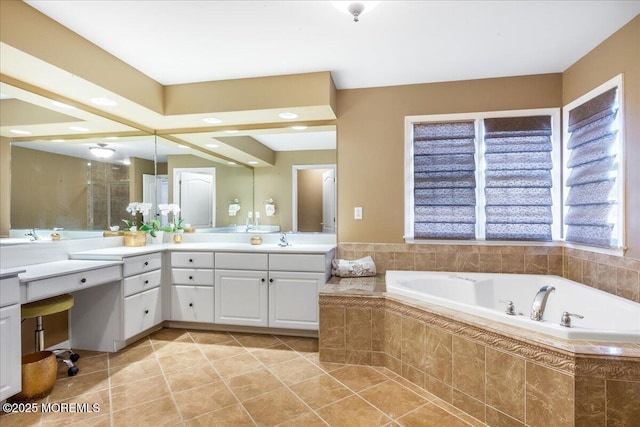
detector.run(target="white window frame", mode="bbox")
[562,74,625,251]
[405,108,562,243]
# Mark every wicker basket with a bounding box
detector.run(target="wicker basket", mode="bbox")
[123,231,147,247]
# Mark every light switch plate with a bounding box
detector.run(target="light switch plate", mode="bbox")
[354,207,363,220]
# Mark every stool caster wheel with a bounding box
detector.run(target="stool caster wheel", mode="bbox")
[68,366,79,376]
[70,353,80,363]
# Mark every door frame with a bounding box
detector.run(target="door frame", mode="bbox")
[292,164,336,233]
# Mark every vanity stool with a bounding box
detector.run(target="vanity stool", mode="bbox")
[21,294,80,376]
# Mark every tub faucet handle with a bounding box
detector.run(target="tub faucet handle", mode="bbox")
[560,311,584,328]
[499,300,516,315]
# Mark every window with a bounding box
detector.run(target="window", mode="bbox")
[405,109,561,242]
[563,75,623,248]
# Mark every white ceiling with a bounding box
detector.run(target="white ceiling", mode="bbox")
[24,1,640,89]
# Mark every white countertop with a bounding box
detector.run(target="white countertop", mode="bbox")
[18,259,123,282]
[0,268,26,280]
[69,242,336,260]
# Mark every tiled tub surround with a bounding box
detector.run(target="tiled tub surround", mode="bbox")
[319,277,640,426]
[336,243,640,303]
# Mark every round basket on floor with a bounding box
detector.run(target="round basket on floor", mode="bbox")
[9,351,57,402]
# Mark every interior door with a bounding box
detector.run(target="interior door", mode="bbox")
[322,169,336,233]
[179,172,214,228]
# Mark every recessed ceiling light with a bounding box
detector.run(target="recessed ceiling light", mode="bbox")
[227,161,236,165]
[51,101,76,109]
[51,139,65,142]
[248,161,258,165]
[206,143,219,148]
[69,126,90,132]
[178,145,191,149]
[105,136,119,140]
[10,129,32,135]
[279,112,298,119]
[224,130,239,134]
[203,117,222,124]
[291,125,308,130]
[91,97,118,106]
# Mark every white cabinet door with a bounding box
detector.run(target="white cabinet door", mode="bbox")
[268,271,324,330]
[170,285,214,323]
[0,304,21,400]
[123,287,161,339]
[215,270,268,327]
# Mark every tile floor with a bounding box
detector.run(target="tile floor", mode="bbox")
[1,328,485,427]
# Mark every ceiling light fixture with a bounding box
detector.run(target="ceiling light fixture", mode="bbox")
[89,143,115,158]
[248,161,258,165]
[291,125,308,130]
[227,161,237,165]
[91,97,118,106]
[224,130,239,134]
[279,112,298,119]
[69,126,90,132]
[51,100,76,109]
[203,117,222,124]
[331,1,380,22]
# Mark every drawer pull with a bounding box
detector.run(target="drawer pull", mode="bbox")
[189,258,193,263]
[144,261,149,266]
[189,302,193,307]
[144,309,149,314]
[144,280,149,284]
[269,278,274,283]
[80,278,87,284]
[261,278,265,282]
[189,276,193,280]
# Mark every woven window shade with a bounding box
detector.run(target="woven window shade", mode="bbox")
[565,87,619,247]
[483,116,553,240]
[413,122,476,239]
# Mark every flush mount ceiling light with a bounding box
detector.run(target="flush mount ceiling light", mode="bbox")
[10,129,32,135]
[91,97,118,106]
[278,112,298,119]
[69,126,90,132]
[203,117,222,124]
[291,125,308,130]
[51,100,76,110]
[89,143,115,158]
[248,161,259,165]
[331,1,381,22]
[224,130,239,134]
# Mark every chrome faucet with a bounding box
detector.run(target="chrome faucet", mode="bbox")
[278,233,289,247]
[530,285,555,321]
[25,228,40,241]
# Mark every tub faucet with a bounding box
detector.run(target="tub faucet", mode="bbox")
[530,285,555,321]
[278,233,289,247]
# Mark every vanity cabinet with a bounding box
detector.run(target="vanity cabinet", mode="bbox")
[214,253,269,327]
[122,253,162,339]
[0,273,22,401]
[170,252,214,322]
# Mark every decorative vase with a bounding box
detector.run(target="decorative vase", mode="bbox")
[124,231,147,247]
[149,231,164,245]
[173,233,182,244]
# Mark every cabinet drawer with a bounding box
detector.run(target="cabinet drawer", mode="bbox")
[123,269,162,297]
[171,252,214,269]
[269,254,326,272]
[171,269,214,286]
[123,287,161,339]
[170,285,214,323]
[0,276,20,307]
[25,265,121,302]
[123,253,162,277]
[215,252,268,270]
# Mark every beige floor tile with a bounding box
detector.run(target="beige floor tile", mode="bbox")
[282,337,320,354]
[148,327,193,343]
[108,343,156,367]
[47,369,110,401]
[60,414,111,427]
[153,338,200,357]
[57,353,108,379]
[242,388,310,427]
[359,380,428,419]
[329,365,389,392]
[251,344,303,367]
[109,357,163,386]
[267,357,324,386]
[391,376,438,401]
[316,395,392,427]
[173,382,238,420]
[184,403,255,427]
[289,373,353,409]
[165,363,222,393]
[0,410,43,427]
[233,333,283,350]
[277,411,328,426]
[41,389,110,426]
[189,330,234,345]
[112,395,182,426]
[157,347,210,374]
[110,374,170,411]
[227,367,285,402]
[212,352,263,380]
[397,402,470,427]
[199,340,248,361]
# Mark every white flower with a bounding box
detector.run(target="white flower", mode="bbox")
[158,203,180,216]
[126,202,153,216]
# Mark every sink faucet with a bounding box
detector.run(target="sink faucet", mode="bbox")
[278,233,289,247]
[246,212,254,232]
[530,285,555,321]
[25,228,40,241]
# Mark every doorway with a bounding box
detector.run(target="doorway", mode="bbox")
[172,168,216,228]
[292,164,336,233]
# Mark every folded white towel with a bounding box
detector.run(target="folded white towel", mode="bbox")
[331,256,377,277]
[228,203,241,216]
[265,204,276,216]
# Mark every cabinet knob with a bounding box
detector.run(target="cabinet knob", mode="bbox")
[189,276,193,280]
[144,309,149,314]
[144,261,149,266]
[189,303,193,307]
[189,258,193,263]
[144,280,149,284]
[269,278,273,283]
[261,278,265,282]
[80,278,87,284]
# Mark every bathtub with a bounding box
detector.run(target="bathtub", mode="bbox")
[385,270,640,343]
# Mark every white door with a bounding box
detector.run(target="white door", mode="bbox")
[322,169,336,233]
[214,270,268,327]
[268,271,324,330]
[179,171,215,228]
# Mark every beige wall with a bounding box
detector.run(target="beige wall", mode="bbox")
[563,15,640,259]
[335,73,563,243]
[254,150,336,232]
[0,137,10,236]
[297,169,326,232]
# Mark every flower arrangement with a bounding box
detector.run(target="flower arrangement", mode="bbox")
[122,202,155,235]
[158,204,183,232]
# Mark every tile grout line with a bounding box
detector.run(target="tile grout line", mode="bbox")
[149,333,187,425]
